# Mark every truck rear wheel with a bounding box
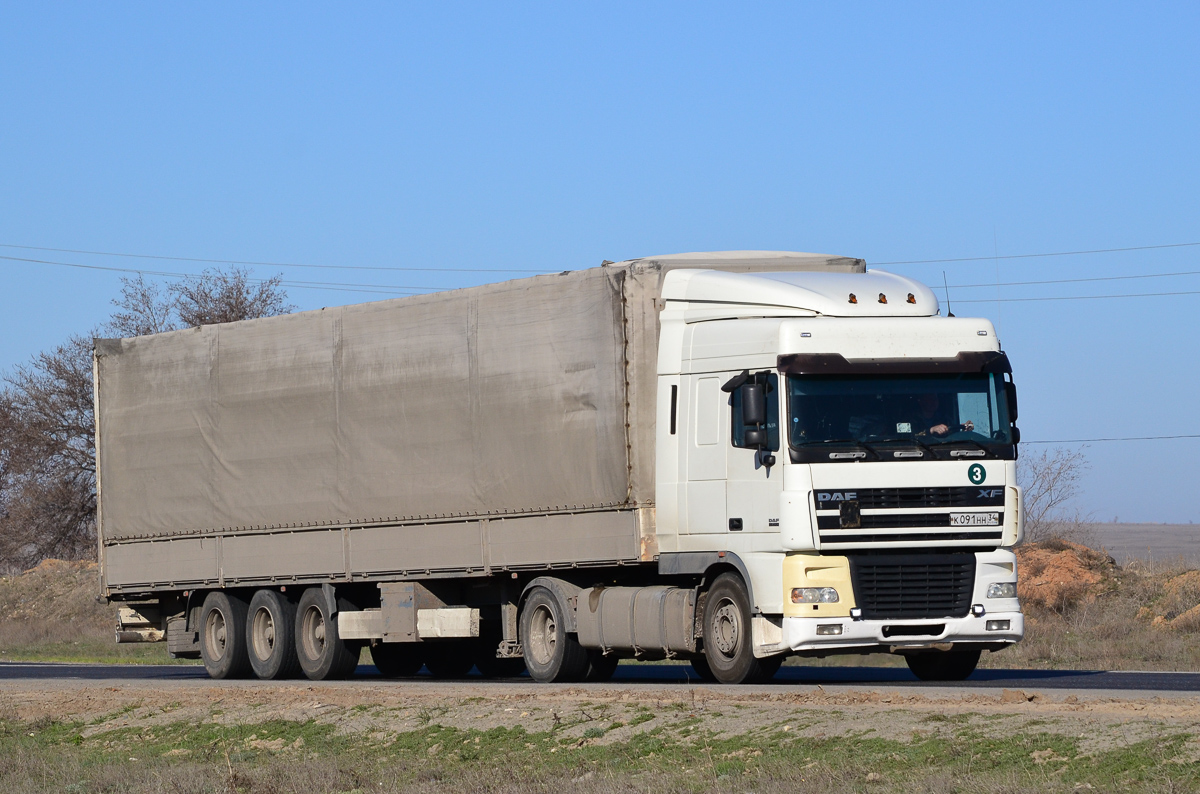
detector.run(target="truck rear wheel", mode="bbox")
[583,650,619,682]
[701,573,778,685]
[474,640,527,678]
[371,643,424,678]
[295,588,360,680]
[520,586,589,683]
[200,591,251,679]
[246,589,300,680]
[905,648,981,681]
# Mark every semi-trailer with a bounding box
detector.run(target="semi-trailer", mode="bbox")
[96,250,1024,684]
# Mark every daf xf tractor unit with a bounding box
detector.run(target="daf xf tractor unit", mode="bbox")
[95,250,1023,684]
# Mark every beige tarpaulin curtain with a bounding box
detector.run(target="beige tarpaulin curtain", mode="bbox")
[95,253,864,542]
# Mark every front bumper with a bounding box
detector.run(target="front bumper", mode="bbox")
[781,611,1024,653]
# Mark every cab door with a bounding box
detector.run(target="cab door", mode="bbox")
[725,372,783,536]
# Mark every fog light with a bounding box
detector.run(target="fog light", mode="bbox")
[791,587,839,604]
[815,624,843,636]
[986,620,1011,632]
[987,582,1017,599]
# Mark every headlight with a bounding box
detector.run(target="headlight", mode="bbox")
[791,587,839,604]
[986,582,1016,599]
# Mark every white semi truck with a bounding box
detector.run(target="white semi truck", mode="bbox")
[96,251,1023,684]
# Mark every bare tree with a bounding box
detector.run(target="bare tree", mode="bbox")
[109,267,293,337]
[1,267,294,570]
[1018,446,1090,542]
[172,267,294,328]
[108,274,178,337]
[0,335,97,568]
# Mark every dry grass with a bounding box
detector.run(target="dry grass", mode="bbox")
[982,543,1200,671]
[0,559,176,663]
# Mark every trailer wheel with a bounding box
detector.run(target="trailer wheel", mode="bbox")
[424,642,476,678]
[520,586,588,683]
[370,643,424,678]
[246,589,300,680]
[200,591,251,680]
[700,573,777,684]
[295,588,360,680]
[904,648,981,681]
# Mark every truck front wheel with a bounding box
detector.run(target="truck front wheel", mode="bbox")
[200,591,251,680]
[701,573,779,684]
[295,588,360,680]
[904,648,981,681]
[520,587,588,683]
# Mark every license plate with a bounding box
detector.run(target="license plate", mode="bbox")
[949,512,1000,527]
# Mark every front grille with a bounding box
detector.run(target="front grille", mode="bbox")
[817,512,1004,530]
[825,531,1003,545]
[849,553,975,619]
[815,487,1003,511]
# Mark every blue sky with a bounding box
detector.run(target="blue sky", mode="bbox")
[2,4,1197,522]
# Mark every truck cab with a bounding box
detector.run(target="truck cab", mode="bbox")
[654,267,1023,682]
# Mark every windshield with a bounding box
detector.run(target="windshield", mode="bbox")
[787,373,1014,448]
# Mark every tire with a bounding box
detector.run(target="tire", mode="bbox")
[688,656,718,683]
[200,591,251,680]
[371,643,424,678]
[905,648,981,681]
[583,650,619,682]
[246,589,300,680]
[700,573,776,684]
[424,642,476,678]
[295,588,361,680]
[474,641,527,678]
[520,586,589,683]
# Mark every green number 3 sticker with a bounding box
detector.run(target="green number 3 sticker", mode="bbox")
[968,463,986,485]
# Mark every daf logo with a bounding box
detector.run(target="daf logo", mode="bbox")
[978,489,1003,499]
[817,492,857,502]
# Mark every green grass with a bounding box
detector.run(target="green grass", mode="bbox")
[2,709,1198,793]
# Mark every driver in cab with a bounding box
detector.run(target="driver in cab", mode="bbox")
[915,393,973,437]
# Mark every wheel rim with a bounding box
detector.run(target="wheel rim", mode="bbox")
[528,604,556,666]
[204,608,228,662]
[300,604,326,661]
[251,606,276,662]
[710,598,740,659]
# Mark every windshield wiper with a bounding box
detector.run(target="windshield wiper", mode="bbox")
[871,436,936,456]
[938,438,993,456]
[795,438,881,459]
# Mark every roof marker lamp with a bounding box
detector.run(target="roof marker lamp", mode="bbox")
[791,587,839,604]
[848,293,857,304]
[878,293,888,304]
[906,293,916,304]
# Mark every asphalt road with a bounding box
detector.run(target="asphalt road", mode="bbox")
[4,661,1200,695]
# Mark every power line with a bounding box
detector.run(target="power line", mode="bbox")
[1024,434,1200,444]
[956,289,1200,303]
[0,242,553,275]
[876,241,1200,266]
[0,254,436,296]
[949,269,1200,289]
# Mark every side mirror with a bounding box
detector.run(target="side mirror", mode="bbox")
[1005,381,1018,422]
[740,383,766,425]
